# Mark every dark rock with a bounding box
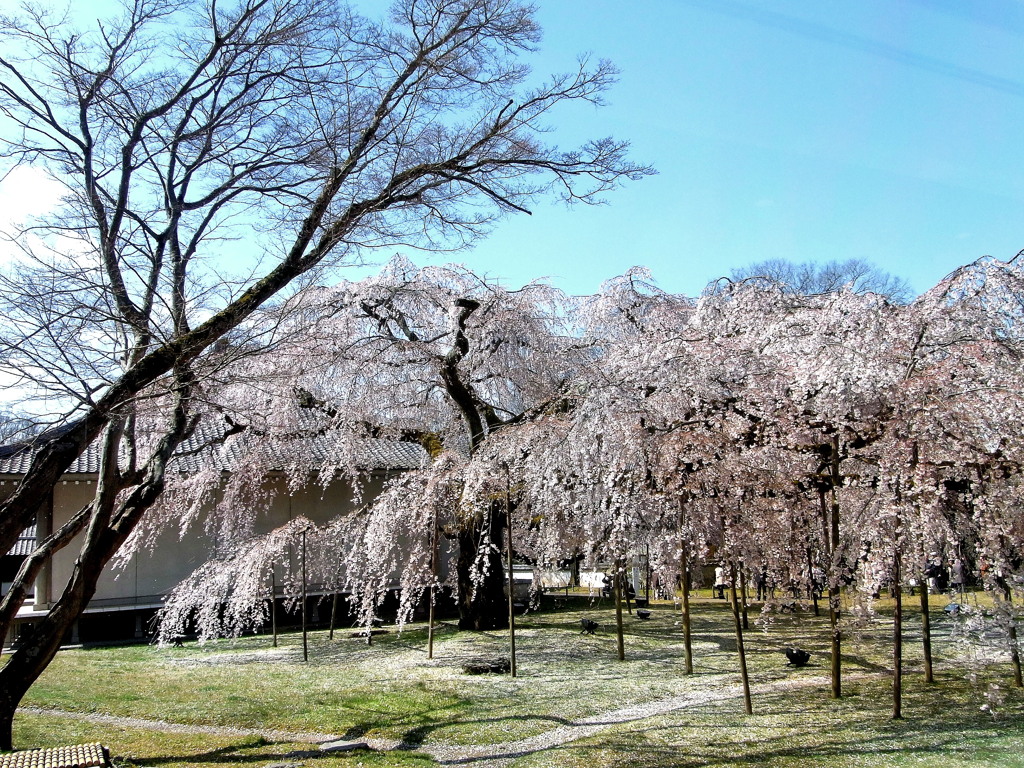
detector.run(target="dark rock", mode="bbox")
[785,647,811,667]
[462,657,511,674]
[349,629,387,639]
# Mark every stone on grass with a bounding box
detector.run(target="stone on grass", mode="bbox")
[462,657,511,674]
[319,740,370,753]
[350,628,387,639]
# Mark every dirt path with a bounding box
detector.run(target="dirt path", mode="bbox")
[22,672,842,767]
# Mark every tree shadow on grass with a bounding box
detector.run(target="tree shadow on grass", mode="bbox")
[432,677,1024,767]
[113,737,310,767]
[121,737,435,767]
[121,740,285,767]
[578,708,1024,768]
[396,712,573,749]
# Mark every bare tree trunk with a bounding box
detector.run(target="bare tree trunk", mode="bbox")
[893,551,903,720]
[0,398,189,750]
[0,506,91,643]
[728,563,753,715]
[456,514,508,631]
[614,563,625,661]
[919,571,933,684]
[680,544,693,674]
[0,555,100,749]
[0,418,103,558]
[328,591,338,641]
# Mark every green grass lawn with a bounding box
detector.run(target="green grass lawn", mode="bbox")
[9,590,1024,767]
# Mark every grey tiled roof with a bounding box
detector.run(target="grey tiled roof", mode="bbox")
[1,422,428,559]
[5,525,36,557]
[0,443,101,475]
[0,421,427,476]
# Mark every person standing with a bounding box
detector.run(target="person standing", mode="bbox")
[714,565,727,599]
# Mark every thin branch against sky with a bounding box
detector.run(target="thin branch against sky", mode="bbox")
[2,0,1022,298]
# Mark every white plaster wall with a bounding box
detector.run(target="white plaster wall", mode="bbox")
[43,472,395,608]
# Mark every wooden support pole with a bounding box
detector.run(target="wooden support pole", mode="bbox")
[614,563,625,661]
[739,565,749,630]
[680,544,693,674]
[301,529,308,662]
[506,506,517,678]
[729,562,753,715]
[428,507,439,660]
[807,546,820,617]
[919,572,933,684]
[893,549,903,720]
[270,564,278,649]
[1002,582,1023,688]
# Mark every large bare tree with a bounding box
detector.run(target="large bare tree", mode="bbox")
[0,0,650,747]
[731,258,913,303]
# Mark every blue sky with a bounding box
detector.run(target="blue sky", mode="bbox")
[3,0,1022,299]
[440,0,1024,297]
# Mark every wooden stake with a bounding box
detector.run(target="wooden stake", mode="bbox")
[680,544,693,674]
[1002,582,1023,688]
[428,506,439,660]
[614,563,625,661]
[506,493,517,678]
[270,563,278,649]
[919,571,933,684]
[301,529,308,662]
[828,584,842,699]
[893,548,903,720]
[807,546,820,617]
[821,462,843,700]
[645,544,651,604]
[729,562,753,714]
[739,565,749,630]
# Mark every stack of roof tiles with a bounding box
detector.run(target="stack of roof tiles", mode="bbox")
[0,743,110,768]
